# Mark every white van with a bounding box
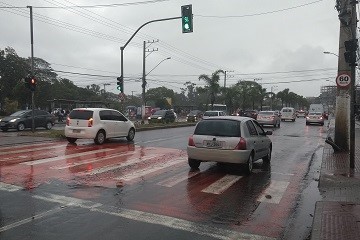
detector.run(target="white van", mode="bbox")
[280,107,296,122]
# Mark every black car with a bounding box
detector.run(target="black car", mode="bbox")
[148,110,176,124]
[0,110,56,131]
[186,110,203,122]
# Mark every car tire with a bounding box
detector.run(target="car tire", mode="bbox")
[126,128,135,141]
[245,153,254,175]
[306,122,309,125]
[94,130,106,145]
[67,137,77,144]
[45,121,53,130]
[188,158,200,169]
[278,121,281,128]
[262,147,272,162]
[17,122,26,131]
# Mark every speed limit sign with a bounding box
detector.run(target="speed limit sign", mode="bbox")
[336,73,351,88]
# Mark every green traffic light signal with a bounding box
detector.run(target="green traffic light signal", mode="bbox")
[117,76,124,93]
[181,5,193,33]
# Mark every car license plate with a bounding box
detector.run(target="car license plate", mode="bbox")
[204,140,222,148]
[73,129,81,133]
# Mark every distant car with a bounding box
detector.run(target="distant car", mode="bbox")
[64,108,135,145]
[148,110,176,124]
[306,112,324,126]
[280,107,296,122]
[202,110,226,119]
[187,116,273,174]
[186,110,203,122]
[256,111,281,128]
[242,110,258,119]
[0,109,56,132]
[297,110,306,118]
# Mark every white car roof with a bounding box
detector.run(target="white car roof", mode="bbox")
[202,116,252,121]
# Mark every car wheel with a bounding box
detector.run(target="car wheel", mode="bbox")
[188,158,200,169]
[306,122,309,125]
[94,130,106,145]
[126,128,135,141]
[245,153,254,174]
[67,137,77,143]
[262,147,272,162]
[278,121,281,128]
[273,123,277,128]
[45,121,53,130]
[17,122,26,131]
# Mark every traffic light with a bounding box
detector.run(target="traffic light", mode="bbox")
[181,5,193,33]
[29,76,37,91]
[117,76,124,93]
[344,39,358,65]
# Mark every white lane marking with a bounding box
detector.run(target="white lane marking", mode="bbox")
[140,136,184,144]
[0,182,23,192]
[0,207,62,232]
[201,175,242,195]
[271,172,294,176]
[84,154,161,175]
[257,180,289,204]
[0,142,57,150]
[0,144,67,155]
[20,148,115,165]
[14,192,275,240]
[157,170,200,187]
[50,152,134,170]
[114,157,185,181]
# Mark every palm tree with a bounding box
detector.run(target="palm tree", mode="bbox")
[198,69,224,109]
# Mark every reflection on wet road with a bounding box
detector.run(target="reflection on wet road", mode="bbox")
[0,118,327,239]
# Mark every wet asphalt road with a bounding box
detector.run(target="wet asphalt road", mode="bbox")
[0,117,327,240]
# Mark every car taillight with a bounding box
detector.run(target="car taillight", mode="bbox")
[88,118,93,127]
[188,135,195,146]
[235,137,247,150]
[66,117,70,126]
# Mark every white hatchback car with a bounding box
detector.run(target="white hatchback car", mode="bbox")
[187,116,272,174]
[65,108,136,144]
[202,110,226,119]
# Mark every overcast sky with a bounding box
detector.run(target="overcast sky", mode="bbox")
[0,0,342,98]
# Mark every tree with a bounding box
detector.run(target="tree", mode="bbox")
[198,69,224,109]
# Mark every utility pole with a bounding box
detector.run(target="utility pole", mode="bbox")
[141,40,158,123]
[334,0,357,168]
[223,70,234,88]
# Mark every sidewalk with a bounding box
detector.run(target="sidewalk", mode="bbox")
[311,119,360,239]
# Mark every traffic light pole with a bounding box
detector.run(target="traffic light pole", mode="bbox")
[119,16,181,94]
[28,5,35,133]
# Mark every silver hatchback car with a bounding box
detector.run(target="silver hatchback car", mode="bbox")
[256,111,281,128]
[187,116,273,174]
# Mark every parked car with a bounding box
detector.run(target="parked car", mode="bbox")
[242,110,258,119]
[0,109,56,132]
[306,112,325,126]
[202,110,226,119]
[64,108,135,145]
[256,111,281,128]
[148,110,176,124]
[297,110,306,118]
[186,110,203,122]
[187,116,273,174]
[280,107,296,122]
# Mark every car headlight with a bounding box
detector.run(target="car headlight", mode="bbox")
[9,118,19,122]
[157,117,162,119]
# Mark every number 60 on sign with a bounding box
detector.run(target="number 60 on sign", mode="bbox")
[336,73,351,88]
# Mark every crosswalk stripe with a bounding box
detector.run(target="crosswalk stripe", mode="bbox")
[157,170,200,187]
[257,180,289,204]
[201,175,242,195]
[84,154,162,175]
[0,144,67,155]
[50,152,135,170]
[0,182,23,192]
[114,157,186,182]
[20,148,115,165]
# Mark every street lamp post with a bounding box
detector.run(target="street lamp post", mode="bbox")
[141,57,171,123]
[270,85,278,110]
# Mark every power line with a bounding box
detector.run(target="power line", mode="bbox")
[196,0,324,18]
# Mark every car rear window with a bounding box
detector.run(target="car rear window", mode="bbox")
[259,111,274,115]
[194,119,240,137]
[282,109,292,112]
[69,110,93,120]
